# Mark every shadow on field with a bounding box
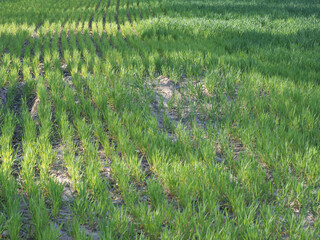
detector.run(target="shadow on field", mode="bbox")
[2,0,319,86]
[164,0,320,19]
[0,0,158,26]
[141,24,320,85]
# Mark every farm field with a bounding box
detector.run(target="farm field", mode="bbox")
[0,0,320,239]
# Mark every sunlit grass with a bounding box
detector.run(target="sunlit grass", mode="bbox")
[0,0,319,238]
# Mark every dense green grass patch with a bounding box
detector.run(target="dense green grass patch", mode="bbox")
[0,0,319,239]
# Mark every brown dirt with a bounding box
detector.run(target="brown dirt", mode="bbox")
[30,98,40,119]
[150,76,211,131]
[49,145,75,239]
[50,147,75,202]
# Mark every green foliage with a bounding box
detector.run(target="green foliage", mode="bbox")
[0,0,319,238]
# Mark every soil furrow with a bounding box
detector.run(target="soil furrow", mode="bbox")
[115,0,120,31]
[136,1,143,20]
[102,0,112,28]
[89,0,102,34]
